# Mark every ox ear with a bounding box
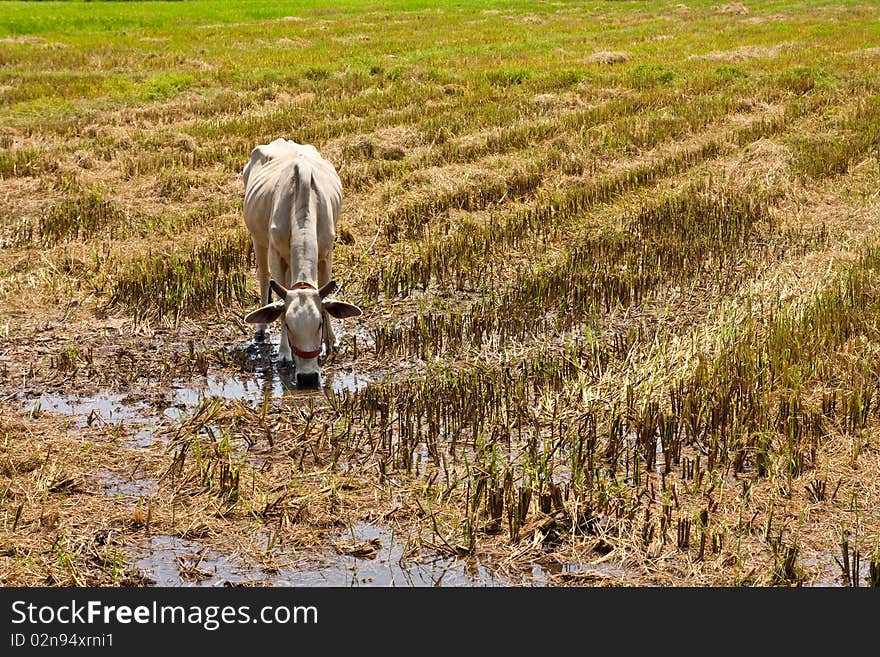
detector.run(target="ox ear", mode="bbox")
[244,300,284,325]
[323,299,362,319]
[269,279,289,299]
[318,279,338,299]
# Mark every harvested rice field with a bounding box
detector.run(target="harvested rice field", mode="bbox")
[2,0,880,587]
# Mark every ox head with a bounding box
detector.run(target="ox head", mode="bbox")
[244,279,361,387]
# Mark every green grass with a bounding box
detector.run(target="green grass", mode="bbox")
[3,1,878,128]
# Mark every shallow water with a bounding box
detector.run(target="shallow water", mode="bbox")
[30,391,152,426]
[99,469,158,498]
[802,550,874,587]
[128,523,550,587]
[172,368,370,408]
[162,339,371,417]
[21,346,371,446]
[129,536,251,587]
[274,522,516,587]
[27,391,161,448]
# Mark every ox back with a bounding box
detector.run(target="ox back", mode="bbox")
[242,138,342,289]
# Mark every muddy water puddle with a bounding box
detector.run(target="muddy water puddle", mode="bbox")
[127,522,613,587]
[20,365,371,441]
[171,368,370,409]
[275,522,515,587]
[28,391,153,427]
[128,536,256,587]
[99,469,158,498]
[802,550,875,587]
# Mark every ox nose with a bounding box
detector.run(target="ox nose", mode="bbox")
[296,371,320,388]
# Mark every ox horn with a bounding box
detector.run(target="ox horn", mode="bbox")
[269,279,289,299]
[319,279,338,299]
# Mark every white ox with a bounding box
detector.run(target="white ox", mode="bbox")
[242,138,361,387]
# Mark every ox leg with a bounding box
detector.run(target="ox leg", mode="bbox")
[318,255,336,357]
[252,238,270,342]
[279,329,292,365]
[269,250,292,365]
[320,307,336,363]
[317,252,333,290]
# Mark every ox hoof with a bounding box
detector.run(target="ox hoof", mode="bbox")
[254,328,266,343]
[296,372,320,388]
